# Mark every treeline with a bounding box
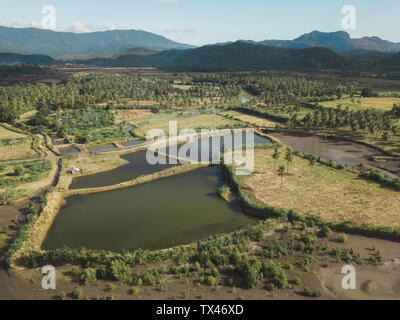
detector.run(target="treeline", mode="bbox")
[0,73,242,123]
[192,73,357,107]
[302,106,397,136]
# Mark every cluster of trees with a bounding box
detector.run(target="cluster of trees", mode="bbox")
[302,106,396,136]
[0,73,246,123]
[193,73,357,107]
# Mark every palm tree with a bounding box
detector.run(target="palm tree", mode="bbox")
[277,165,286,189]
[272,147,281,170]
[284,148,293,174]
[308,158,317,175]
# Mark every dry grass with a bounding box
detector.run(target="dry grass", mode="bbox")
[114,109,153,123]
[130,112,241,137]
[239,148,400,228]
[0,139,37,161]
[63,154,128,179]
[221,111,279,128]
[0,126,26,139]
[320,97,400,111]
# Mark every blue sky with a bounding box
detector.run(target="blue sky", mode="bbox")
[1,0,399,45]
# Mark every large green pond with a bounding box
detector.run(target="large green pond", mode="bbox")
[42,166,254,251]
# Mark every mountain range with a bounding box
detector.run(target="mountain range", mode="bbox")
[0,26,193,58]
[257,31,400,53]
[0,27,400,72]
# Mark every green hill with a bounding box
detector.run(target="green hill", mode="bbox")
[0,26,193,58]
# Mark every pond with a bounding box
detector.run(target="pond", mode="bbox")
[70,132,272,189]
[43,166,254,251]
[58,146,80,156]
[89,144,118,154]
[69,151,177,189]
[122,139,146,148]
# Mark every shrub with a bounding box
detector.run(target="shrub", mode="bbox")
[142,272,156,286]
[58,291,67,300]
[81,268,97,285]
[71,266,80,276]
[205,276,216,286]
[303,287,322,298]
[337,233,348,243]
[319,225,332,238]
[73,287,83,299]
[211,267,219,278]
[292,277,301,286]
[110,260,131,282]
[240,262,261,289]
[129,286,140,295]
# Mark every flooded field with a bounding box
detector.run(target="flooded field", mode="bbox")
[269,131,400,176]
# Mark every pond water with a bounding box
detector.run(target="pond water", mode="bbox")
[70,133,272,189]
[69,151,177,189]
[43,166,254,251]
[122,139,146,148]
[89,144,117,154]
[58,146,80,156]
[51,138,65,146]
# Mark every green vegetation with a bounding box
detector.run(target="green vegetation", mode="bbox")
[0,160,52,188]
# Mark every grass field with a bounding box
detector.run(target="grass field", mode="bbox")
[127,112,244,137]
[319,97,400,112]
[0,138,37,161]
[0,126,26,139]
[220,110,279,128]
[238,148,400,228]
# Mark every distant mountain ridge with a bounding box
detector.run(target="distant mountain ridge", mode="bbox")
[0,26,193,58]
[72,41,350,71]
[258,31,400,53]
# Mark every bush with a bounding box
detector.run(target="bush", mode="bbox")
[71,266,80,276]
[337,233,348,243]
[129,286,140,295]
[110,260,131,282]
[58,291,67,300]
[73,287,83,299]
[292,277,301,286]
[142,272,156,286]
[303,287,322,298]
[319,225,332,238]
[205,276,216,286]
[211,267,219,278]
[240,262,261,289]
[81,268,97,285]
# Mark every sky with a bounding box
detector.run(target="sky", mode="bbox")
[1,0,400,46]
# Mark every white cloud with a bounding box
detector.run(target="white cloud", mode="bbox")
[104,23,117,31]
[0,18,8,27]
[30,21,44,29]
[67,21,93,33]
[158,0,181,3]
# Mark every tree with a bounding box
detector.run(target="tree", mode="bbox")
[277,165,286,189]
[308,158,317,175]
[272,147,281,170]
[284,148,293,174]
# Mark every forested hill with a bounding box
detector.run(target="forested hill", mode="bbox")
[0,53,57,65]
[0,26,193,58]
[258,31,400,53]
[77,42,350,71]
[3,41,400,72]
